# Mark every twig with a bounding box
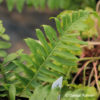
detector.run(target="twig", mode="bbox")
[93,61,100,94]
[91,76,100,86]
[96,0,100,14]
[81,42,100,48]
[88,66,94,86]
[88,42,100,45]
[72,60,92,84]
[83,62,87,86]
[95,0,100,37]
[79,57,100,62]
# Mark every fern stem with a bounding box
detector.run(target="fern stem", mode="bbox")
[79,57,100,62]
[93,61,100,94]
[90,76,100,86]
[72,60,92,84]
[19,38,62,95]
[88,66,94,86]
[83,61,89,86]
[88,42,100,45]
[81,42,100,48]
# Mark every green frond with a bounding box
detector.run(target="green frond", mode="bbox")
[59,10,99,39]
[13,10,89,96]
[59,10,89,32]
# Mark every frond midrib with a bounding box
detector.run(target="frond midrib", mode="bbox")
[20,35,63,94]
[19,11,89,94]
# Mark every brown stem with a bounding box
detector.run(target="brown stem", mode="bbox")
[79,57,100,62]
[93,61,100,94]
[72,61,91,84]
[81,42,100,48]
[96,0,100,14]
[91,76,100,86]
[88,42,100,45]
[88,66,94,86]
[95,0,100,37]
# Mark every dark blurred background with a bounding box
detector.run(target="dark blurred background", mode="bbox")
[0,3,60,53]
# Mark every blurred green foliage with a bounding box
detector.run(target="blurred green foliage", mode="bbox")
[0,20,11,57]
[29,85,98,100]
[0,0,96,12]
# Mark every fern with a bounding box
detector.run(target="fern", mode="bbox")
[0,0,96,12]
[13,10,89,96]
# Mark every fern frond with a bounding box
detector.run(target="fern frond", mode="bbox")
[13,10,89,96]
[59,10,89,31]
